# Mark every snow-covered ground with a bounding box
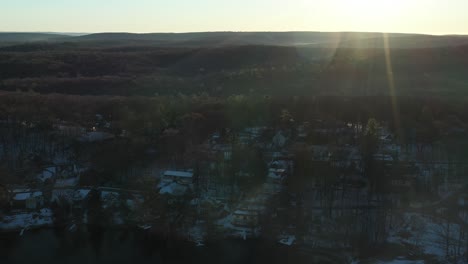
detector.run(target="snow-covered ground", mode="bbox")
[159,182,189,196]
[0,208,53,231]
[387,212,466,262]
[186,221,206,245]
[376,260,424,264]
[216,214,260,239]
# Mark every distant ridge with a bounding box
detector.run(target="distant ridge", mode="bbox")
[2,31,468,49]
[0,32,70,42]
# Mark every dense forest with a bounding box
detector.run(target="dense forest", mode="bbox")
[1,32,468,97]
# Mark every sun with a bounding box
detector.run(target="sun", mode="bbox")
[346,0,404,19]
[299,0,410,26]
[352,0,414,21]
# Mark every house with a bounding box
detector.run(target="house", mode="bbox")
[11,191,44,210]
[210,132,221,144]
[373,154,394,163]
[125,193,144,211]
[278,234,296,246]
[159,182,189,196]
[390,178,413,188]
[72,189,91,207]
[238,127,266,144]
[37,163,82,184]
[159,170,194,197]
[223,147,232,161]
[272,131,287,149]
[272,158,293,168]
[232,210,259,227]
[162,170,193,185]
[54,176,80,188]
[379,133,394,143]
[100,190,121,209]
[49,188,91,213]
[54,123,86,137]
[381,143,401,155]
[340,174,367,188]
[262,182,283,195]
[309,145,331,161]
[243,127,265,139]
[268,168,287,183]
[268,159,292,182]
[36,166,57,183]
[296,123,310,141]
[386,163,418,193]
[204,185,238,203]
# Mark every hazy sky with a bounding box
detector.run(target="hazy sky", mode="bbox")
[2,0,468,35]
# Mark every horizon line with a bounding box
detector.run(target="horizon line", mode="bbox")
[1,30,468,37]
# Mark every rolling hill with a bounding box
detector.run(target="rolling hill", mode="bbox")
[2,31,468,49]
[0,32,71,42]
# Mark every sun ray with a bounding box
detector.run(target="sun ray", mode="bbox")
[383,33,401,137]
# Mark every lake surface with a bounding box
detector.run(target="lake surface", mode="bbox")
[0,229,304,264]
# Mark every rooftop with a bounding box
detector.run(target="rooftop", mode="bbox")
[163,170,193,178]
[13,191,42,201]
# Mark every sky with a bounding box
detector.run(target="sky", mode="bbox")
[1,0,468,35]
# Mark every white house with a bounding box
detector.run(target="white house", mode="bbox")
[54,176,80,188]
[162,170,193,185]
[36,166,57,183]
[272,131,287,149]
[232,210,259,227]
[11,191,44,210]
[159,182,189,196]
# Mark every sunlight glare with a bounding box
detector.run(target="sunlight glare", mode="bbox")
[348,0,406,19]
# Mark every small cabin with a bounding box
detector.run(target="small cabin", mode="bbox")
[162,170,193,185]
[272,131,287,149]
[232,210,259,227]
[11,191,44,210]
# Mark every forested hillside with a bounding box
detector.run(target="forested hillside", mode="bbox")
[0,43,467,96]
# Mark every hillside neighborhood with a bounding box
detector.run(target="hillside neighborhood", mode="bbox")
[1,114,467,263]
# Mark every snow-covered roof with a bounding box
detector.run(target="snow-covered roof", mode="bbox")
[278,235,296,246]
[51,189,74,203]
[73,189,91,201]
[101,191,120,200]
[373,154,393,161]
[268,168,286,180]
[159,182,188,196]
[13,191,42,201]
[376,259,423,264]
[36,166,57,182]
[243,127,265,135]
[54,177,79,188]
[163,170,193,178]
[100,191,120,209]
[125,199,136,210]
[233,210,258,216]
[270,159,290,168]
[11,188,31,193]
[0,208,53,231]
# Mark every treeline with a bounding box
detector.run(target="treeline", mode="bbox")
[1,92,467,136]
[0,44,468,96]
